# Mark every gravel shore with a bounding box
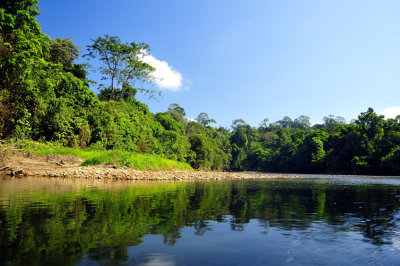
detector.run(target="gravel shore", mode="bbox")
[24,167,296,180]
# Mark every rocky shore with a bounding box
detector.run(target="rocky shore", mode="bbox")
[0,151,297,181]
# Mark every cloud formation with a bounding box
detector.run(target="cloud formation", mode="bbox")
[141,54,185,91]
[380,106,400,119]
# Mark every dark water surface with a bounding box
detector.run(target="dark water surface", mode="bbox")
[1,175,400,265]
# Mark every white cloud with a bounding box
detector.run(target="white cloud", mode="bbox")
[141,53,186,91]
[380,106,400,119]
[186,117,197,122]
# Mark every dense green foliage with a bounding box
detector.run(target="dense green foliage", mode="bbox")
[241,109,400,175]
[1,0,399,174]
[0,0,189,165]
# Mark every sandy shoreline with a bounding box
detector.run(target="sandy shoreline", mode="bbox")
[0,151,297,181]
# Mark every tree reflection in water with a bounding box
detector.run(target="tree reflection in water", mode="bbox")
[1,176,400,265]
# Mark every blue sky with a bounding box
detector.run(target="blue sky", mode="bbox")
[37,0,400,127]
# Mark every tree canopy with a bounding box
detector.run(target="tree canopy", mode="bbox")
[85,35,156,100]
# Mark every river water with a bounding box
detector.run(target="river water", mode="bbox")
[1,175,400,265]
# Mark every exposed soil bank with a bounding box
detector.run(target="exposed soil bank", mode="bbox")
[0,150,297,180]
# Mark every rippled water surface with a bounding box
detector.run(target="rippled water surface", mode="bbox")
[1,175,400,265]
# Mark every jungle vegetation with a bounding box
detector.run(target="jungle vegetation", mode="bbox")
[1,0,399,175]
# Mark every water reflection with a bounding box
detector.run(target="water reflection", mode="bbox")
[1,175,400,265]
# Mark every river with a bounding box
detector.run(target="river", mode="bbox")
[1,175,400,265]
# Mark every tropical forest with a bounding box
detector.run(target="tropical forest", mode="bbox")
[1,0,400,176]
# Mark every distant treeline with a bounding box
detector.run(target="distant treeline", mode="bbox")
[1,0,399,175]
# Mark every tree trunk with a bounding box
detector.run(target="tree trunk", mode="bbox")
[120,70,131,97]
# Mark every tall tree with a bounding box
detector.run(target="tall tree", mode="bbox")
[275,116,293,128]
[196,112,216,126]
[168,103,186,116]
[293,115,311,130]
[322,115,346,132]
[85,35,156,100]
[231,119,247,130]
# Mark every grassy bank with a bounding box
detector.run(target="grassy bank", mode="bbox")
[17,141,193,171]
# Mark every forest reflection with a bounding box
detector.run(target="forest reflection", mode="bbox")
[1,176,400,265]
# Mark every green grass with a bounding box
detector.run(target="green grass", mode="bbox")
[21,141,193,171]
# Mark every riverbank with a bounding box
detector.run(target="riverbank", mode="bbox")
[0,149,295,180]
